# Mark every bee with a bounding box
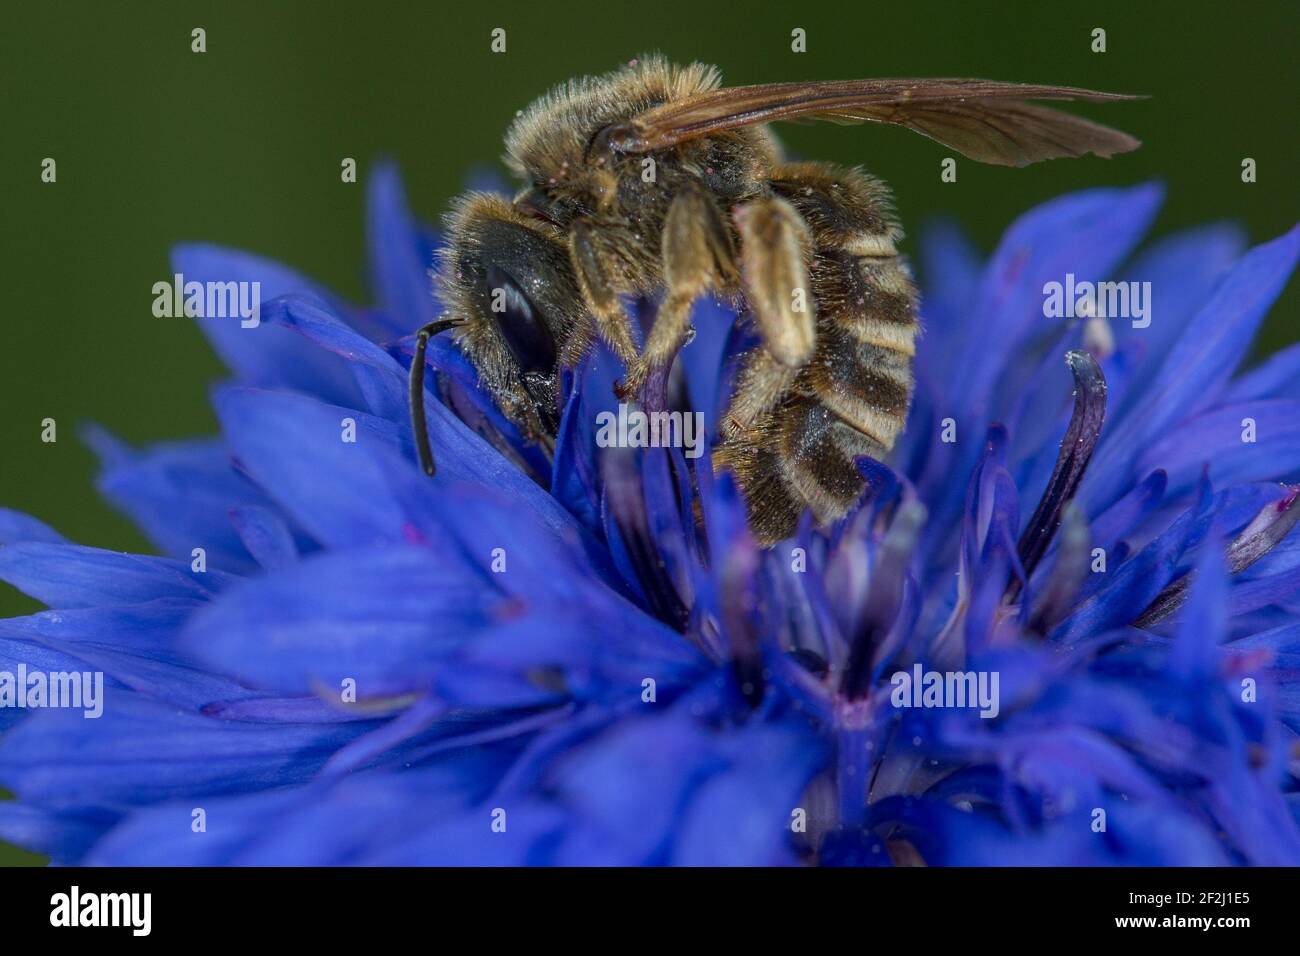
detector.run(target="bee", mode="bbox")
[410,55,1140,544]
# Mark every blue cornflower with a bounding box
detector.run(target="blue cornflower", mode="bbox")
[1,164,1298,865]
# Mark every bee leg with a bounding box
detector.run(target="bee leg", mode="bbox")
[408,316,464,477]
[569,221,641,370]
[558,312,596,368]
[719,196,815,437]
[622,185,736,397]
[734,195,816,366]
[721,350,798,439]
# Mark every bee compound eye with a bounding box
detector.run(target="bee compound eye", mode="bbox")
[484,266,557,374]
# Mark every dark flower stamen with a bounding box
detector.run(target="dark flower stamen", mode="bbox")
[600,446,691,629]
[1026,500,1090,635]
[1007,349,1108,603]
[840,500,927,701]
[1135,486,1300,627]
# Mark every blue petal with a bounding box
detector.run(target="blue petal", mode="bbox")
[181,544,503,695]
[1227,342,1300,403]
[0,543,231,609]
[0,691,375,809]
[0,509,66,545]
[84,426,279,574]
[1137,400,1300,497]
[200,694,387,723]
[85,789,303,865]
[368,801,570,865]
[170,244,365,406]
[1230,567,1300,617]
[1,604,253,713]
[1086,469,1167,552]
[0,802,117,864]
[954,183,1162,412]
[549,379,604,535]
[238,757,517,864]
[1054,484,1272,642]
[0,635,124,730]
[213,386,412,548]
[456,605,707,701]
[918,187,1163,547]
[0,600,195,661]
[673,719,829,865]
[1168,527,1228,680]
[259,294,412,421]
[228,505,300,570]
[365,161,438,334]
[1085,224,1300,510]
[214,383,584,553]
[545,710,716,862]
[87,753,511,865]
[1112,223,1247,384]
[916,217,983,345]
[676,295,738,428]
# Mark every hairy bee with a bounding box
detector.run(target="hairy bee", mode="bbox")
[411,55,1140,543]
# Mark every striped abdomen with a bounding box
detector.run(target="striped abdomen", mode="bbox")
[716,162,919,544]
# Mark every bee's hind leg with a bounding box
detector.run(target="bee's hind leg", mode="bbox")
[718,195,816,439]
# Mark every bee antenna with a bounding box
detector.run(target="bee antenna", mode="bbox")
[408,317,464,477]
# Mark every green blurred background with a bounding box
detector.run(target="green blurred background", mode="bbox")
[1,0,1295,865]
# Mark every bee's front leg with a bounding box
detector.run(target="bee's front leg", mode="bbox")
[568,221,642,371]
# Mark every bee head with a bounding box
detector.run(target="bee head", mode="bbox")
[440,195,586,446]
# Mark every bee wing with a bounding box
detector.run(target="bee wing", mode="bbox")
[608,79,1143,166]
